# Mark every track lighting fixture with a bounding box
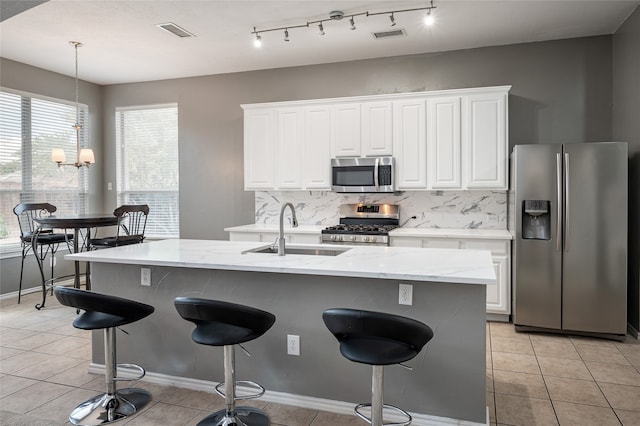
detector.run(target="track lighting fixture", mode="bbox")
[253,27,262,47]
[250,1,436,46]
[424,10,435,26]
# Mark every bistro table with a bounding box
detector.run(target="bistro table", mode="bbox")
[32,214,118,309]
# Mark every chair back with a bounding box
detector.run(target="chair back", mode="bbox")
[114,204,149,244]
[13,203,57,239]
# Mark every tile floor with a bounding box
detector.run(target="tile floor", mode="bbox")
[1,291,640,426]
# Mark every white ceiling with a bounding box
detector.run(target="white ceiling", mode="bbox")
[1,0,638,85]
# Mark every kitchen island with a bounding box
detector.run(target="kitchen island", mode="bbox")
[67,239,494,425]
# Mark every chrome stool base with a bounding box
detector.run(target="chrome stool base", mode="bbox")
[69,388,151,426]
[197,406,270,426]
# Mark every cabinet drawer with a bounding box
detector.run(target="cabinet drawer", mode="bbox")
[463,239,509,255]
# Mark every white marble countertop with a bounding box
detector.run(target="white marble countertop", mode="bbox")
[67,239,495,285]
[225,224,512,240]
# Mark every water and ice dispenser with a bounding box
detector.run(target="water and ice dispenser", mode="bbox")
[522,200,551,240]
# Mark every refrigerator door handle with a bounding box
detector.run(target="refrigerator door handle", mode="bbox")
[564,152,570,252]
[556,153,562,252]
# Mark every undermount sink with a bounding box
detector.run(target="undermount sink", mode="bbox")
[242,244,350,256]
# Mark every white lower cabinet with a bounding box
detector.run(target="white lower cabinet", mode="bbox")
[390,236,511,316]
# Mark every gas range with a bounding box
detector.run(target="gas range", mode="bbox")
[321,204,399,246]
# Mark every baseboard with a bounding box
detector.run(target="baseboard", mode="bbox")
[486,313,510,322]
[0,277,78,301]
[628,323,639,339]
[88,363,488,426]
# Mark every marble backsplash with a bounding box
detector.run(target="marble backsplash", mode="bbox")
[255,191,507,229]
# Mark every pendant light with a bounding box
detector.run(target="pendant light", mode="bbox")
[52,41,95,168]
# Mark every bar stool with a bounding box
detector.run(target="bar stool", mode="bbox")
[174,297,276,426]
[322,308,434,426]
[54,286,155,425]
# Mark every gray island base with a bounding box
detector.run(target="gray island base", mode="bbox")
[69,240,493,425]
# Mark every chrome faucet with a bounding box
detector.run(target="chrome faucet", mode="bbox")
[278,202,298,256]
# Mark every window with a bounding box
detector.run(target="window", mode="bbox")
[0,89,89,253]
[115,104,179,238]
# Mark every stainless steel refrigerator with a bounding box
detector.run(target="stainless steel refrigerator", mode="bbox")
[510,142,628,339]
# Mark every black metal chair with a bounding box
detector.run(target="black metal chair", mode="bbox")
[89,204,149,249]
[323,308,434,426]
[13,203,73,303]
[54,286,155,425]
[174,297,276,426]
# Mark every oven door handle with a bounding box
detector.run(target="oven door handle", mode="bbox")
[374,157,380,192]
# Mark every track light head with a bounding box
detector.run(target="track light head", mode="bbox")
[389,13,396,26]
[350,16,356,30]
[254,33,262,47]
[284,29,289,42]
[318,22,325,35]
[424,10,435,26]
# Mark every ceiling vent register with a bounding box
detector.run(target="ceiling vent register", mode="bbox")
[372,29,407,39]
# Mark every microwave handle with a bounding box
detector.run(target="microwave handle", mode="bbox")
[374,157,380,191]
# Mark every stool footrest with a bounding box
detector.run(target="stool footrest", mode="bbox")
[114,363,146,382]
[214,380,266,401]
[355,403,412,426]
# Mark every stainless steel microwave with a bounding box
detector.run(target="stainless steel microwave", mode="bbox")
[331,157,394,193]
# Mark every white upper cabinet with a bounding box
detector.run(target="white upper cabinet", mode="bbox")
[244,109,276,189]
[427,96,461,189]
[463,91,508,189]
[242,85,510,191]
[304,105,332,189]
[393,99,427,189]
[361,101,393,156]
[276,108,305,189]
[332,103,361,157]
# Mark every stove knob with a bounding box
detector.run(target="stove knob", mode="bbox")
[371,236,377,243]
[363,236,370,243]
[350,235,356,241]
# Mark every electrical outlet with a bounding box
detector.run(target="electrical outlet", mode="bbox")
[287,334,300,356]
[107,182,113,191]
[399,283,413,305]
[141,268,151,286]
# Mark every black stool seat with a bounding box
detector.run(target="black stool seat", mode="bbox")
[174,298,275,426]
[323,308,434,426]
[55,286,155,330]
[54,287,155,426]
[323,308,433,366]
[174,297,275,345]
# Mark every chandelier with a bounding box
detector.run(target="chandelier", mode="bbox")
[51,41,95,168]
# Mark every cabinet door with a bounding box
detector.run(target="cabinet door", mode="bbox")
[244,109,276,189]
[332,104,361,157]
[486,255,510,315]
[276,108,304,189]
[362,101,393,156]
[463,92,507,189]
[393,99,427,189]
[304,106,332,189]
[428,97,461,189]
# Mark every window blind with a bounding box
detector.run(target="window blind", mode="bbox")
[115,104,179,238]
[0,89,89,253]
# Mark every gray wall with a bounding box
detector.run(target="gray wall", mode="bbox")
[0,58,103,296]
[613,6,640,332]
